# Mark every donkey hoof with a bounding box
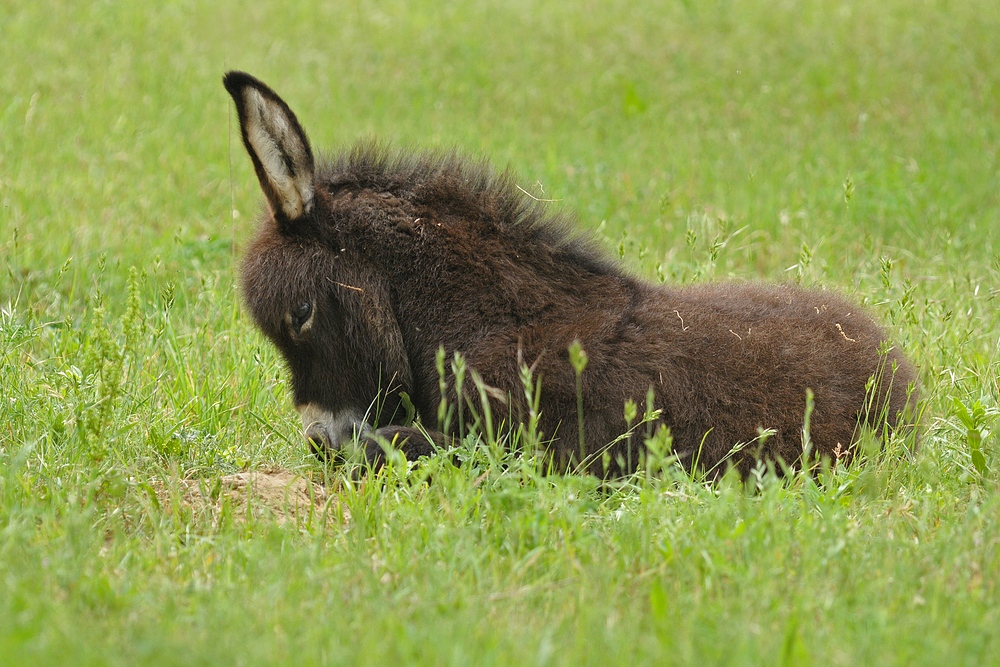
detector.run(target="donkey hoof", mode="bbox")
[361,437,388,470]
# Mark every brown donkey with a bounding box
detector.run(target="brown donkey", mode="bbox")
[223,71,918,477]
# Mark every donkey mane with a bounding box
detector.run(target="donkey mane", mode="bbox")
[318,141,621,278]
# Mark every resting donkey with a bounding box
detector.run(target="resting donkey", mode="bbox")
[223,71,918,476]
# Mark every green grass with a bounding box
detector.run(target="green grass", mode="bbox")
[2,0,999,664]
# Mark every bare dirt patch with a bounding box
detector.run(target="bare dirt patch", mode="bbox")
[154,468,347,526]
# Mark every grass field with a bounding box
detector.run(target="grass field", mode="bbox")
[2,0,999,664]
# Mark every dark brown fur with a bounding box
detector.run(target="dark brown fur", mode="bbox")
[224,71,919,477]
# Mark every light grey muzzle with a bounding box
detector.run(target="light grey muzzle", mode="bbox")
[298,403,369,455]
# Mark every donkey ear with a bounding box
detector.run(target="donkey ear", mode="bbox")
[223,71,315,223]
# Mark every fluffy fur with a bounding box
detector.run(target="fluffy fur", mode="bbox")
[225,71,919,476]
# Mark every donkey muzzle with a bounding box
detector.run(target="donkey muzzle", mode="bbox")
[297,403,370,457]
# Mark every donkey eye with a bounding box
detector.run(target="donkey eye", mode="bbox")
[291,301,313,329]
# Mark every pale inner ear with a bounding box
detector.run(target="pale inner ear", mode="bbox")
[244,88,314,219]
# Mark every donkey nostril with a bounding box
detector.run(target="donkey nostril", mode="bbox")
[305,424,332,456]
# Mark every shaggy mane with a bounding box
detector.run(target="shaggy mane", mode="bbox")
[318,141,621,277]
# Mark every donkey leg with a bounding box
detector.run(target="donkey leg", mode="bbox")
[361,425,451,469]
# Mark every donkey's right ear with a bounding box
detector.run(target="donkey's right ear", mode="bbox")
[224,71,315,223]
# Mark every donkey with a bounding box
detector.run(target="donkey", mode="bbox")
[223,71,918,477]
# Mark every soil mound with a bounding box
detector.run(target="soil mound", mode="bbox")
[155,468,346,526]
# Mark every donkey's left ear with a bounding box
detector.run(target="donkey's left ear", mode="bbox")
[224,71,315,223]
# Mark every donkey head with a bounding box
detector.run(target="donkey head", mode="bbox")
[224,71,413,457]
